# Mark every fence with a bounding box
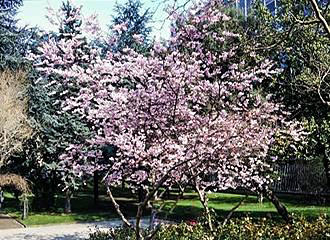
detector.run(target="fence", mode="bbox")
[271,163,328,194]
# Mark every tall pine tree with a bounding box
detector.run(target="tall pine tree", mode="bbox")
[26,0,93,211]
[110,0,152,53]
[0,0,38,70]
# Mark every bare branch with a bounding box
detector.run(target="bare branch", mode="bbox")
[295,18,321,25]
[317,68,330,106]
[309,0,330,37]
[106,186,133,229]
[0,70,33,167]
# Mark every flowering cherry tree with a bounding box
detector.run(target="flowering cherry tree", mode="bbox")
[29,0,302,238]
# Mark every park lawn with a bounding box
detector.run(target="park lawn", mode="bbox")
[8,211,115,226]
[159,192,330,221]
[3,191,329,226]
[2,191,136,226]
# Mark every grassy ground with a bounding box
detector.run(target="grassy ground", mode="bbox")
[1,190,329,226]
[1,191,137,226]
[163,192,330,221]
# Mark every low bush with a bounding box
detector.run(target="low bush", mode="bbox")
[213,215,330,240]
[87,215,330,240]
[88,227,136,240]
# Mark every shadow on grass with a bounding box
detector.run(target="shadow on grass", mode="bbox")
[207,193,330,207]
[162,204,323,224]
[159,196,330,223]
[161,204,285,222]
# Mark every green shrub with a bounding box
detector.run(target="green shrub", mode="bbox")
[156,222,213,240]
[216,215,330,240]
[88,215,330,240]
[87,226,137,240]
[88,228,113,240]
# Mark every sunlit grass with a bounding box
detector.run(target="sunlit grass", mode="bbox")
[9,211,115,226]
[160,192,330,221]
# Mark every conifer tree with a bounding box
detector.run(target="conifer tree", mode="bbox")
[0,0,37,70]
[27,0,95,211]
[109,0,152,53]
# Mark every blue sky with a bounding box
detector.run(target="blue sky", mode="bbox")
[16,0,184,40]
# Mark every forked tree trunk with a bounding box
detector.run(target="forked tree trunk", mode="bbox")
[195,185,213,231]
[107,160,192,240]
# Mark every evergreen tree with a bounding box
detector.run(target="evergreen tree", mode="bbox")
[0,0,38,70]
[110,0,152,52]
[0,0,22,27]
[26,0,94,211]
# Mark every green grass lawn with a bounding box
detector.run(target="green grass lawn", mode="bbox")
[2,190,138,226]
[8,211,114,226]
[162,192,330,221]
[2,190,329,226]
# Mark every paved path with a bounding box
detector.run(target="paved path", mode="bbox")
[0,214,23,230]
[0,218,153,240]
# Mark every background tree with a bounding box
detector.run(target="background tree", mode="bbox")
[27,0,98,212]
[0,0,22,26]
[0,70,32,168]
[0,70,33,216]
[0,0,38,70]
[243,0,330,192]
[0,0,35,214]
[108,0,152,53]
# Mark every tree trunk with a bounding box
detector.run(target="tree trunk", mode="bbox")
[223,195,248,226]
[50,171,56,208]
[318,139,330,191]
[107,187,133,228]
[136,204,143,240]
[195,185,213,231]
[22,195,29,220]
[323,153,330,191]
[41,185,50,210]
[0,188,4,209]
[14,190,20,201]
[149,209,157,230]
[94,170,99,206]
[64,189,72,213]
[264,189,292,223]
[138,186,145,203]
